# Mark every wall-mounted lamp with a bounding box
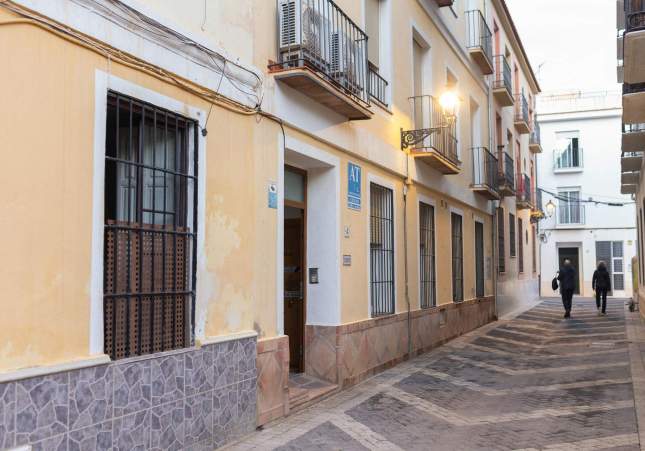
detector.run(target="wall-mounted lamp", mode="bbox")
[545,199,556,218]
[439,89,459,124]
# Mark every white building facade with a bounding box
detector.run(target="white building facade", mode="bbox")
[538,91,637,299]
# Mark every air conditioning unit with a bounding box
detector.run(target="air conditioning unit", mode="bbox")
[329,31,365,94]
[278,0,330,70]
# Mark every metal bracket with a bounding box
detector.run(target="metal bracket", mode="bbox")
[400,127,442,150]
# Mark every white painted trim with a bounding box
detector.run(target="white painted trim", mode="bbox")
[417,194,437,309]
[0,355,111,384]
[277,133,285,336]
[450,206,465,217]
[283,135,341,326]
[199,330,258,346]
[366,173,398,317]
[90,70,208,354]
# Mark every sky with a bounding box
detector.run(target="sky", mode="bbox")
[506,0,621,94]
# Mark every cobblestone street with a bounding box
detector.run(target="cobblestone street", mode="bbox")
[228,298,645,451]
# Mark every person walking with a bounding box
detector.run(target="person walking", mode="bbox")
[557,259,577,318]
[592,261,611,315]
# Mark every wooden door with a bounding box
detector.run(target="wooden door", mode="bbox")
[284,207,305,372]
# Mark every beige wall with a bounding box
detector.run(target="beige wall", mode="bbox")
[0,9,279,371]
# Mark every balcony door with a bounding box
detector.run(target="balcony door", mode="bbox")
[558,190,581,224]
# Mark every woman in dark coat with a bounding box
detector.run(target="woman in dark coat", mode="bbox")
[592,261,611,315]
[557,259,577,318]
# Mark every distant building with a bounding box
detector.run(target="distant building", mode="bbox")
[537,91,636,298]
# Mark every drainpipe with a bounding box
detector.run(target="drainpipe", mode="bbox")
[486,31,499,320]
[404,152,413,358]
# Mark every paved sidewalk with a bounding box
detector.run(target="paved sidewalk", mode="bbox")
[228,298,645,451]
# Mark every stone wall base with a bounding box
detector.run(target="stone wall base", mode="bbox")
[0,336,257,450]
[305,297,496,388]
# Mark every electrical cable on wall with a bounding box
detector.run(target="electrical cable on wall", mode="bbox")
[537,187,635,207]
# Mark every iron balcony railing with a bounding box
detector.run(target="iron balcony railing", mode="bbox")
[492,55,512,95]
[554,147,584,170]
[535,189,543,212]
[275,0,369,105]
[517,174,532,205]
[530,118,541,146]
[472,147,499,193]
[406,95,459,165]
[623,82,645,94]
[466,10,493,64]
[624,122,645,134]
[625,0,645,32]
[514,92,529,124]
[368,64,388,106]
[497,146,515,190]
[557,203,586,226]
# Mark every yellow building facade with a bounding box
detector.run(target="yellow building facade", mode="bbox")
[0,0,540,448]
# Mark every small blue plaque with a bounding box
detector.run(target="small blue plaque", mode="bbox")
[347,162,361,211]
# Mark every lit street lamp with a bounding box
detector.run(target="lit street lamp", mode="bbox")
[545,199,556,218]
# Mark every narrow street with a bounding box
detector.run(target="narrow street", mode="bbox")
[229,298,645,451]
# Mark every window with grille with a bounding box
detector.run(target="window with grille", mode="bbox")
[103,91,197,360]
[532,225,537,273]
[451,213,464,302]
[509,212,516,257]
[518,217,524,273]
[370,183,395,316]
[419,202,436,309]
[497,208,505,273]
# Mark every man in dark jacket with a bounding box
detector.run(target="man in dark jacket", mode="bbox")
[592,261,611,315]
[557,259,577,318]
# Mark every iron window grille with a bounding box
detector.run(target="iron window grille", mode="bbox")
[451,213,464,302]
[532,225,537,273]
[368,63,389,106]
[518,218,524,273]
[509,213,516,257]
[103,91,198,360]
[497,208,505,273]
[419,202,436,309]
[370,183,395,316]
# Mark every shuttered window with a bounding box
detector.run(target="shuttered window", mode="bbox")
[518,217,524,273]
[509,212,516,257]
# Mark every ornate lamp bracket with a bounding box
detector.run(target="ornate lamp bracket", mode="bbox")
[400,127,442,150]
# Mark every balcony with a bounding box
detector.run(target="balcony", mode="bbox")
[368,64,388,107]
[514,93,530,134]
[471,147,500,200]
[529,119,542,153]
[497,146,515,196]
[622,151,643,171]
[492,55,513,106]
[436,0,454,6]
[623,83,645,123]
[531,189,545,221]
[271,0,372,120]
[516,174,533,210]
[622,171,640,184]
[623,0,645,84]
[557,204,586,227]
[622,123,645,152]
[622,183,638,194]
[401,95,460,174]
[466,10,494,75]
[554,147,584,173]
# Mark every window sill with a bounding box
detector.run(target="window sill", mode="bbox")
[553,168,584,174]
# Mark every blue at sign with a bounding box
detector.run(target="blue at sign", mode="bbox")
[347,162,361,210]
